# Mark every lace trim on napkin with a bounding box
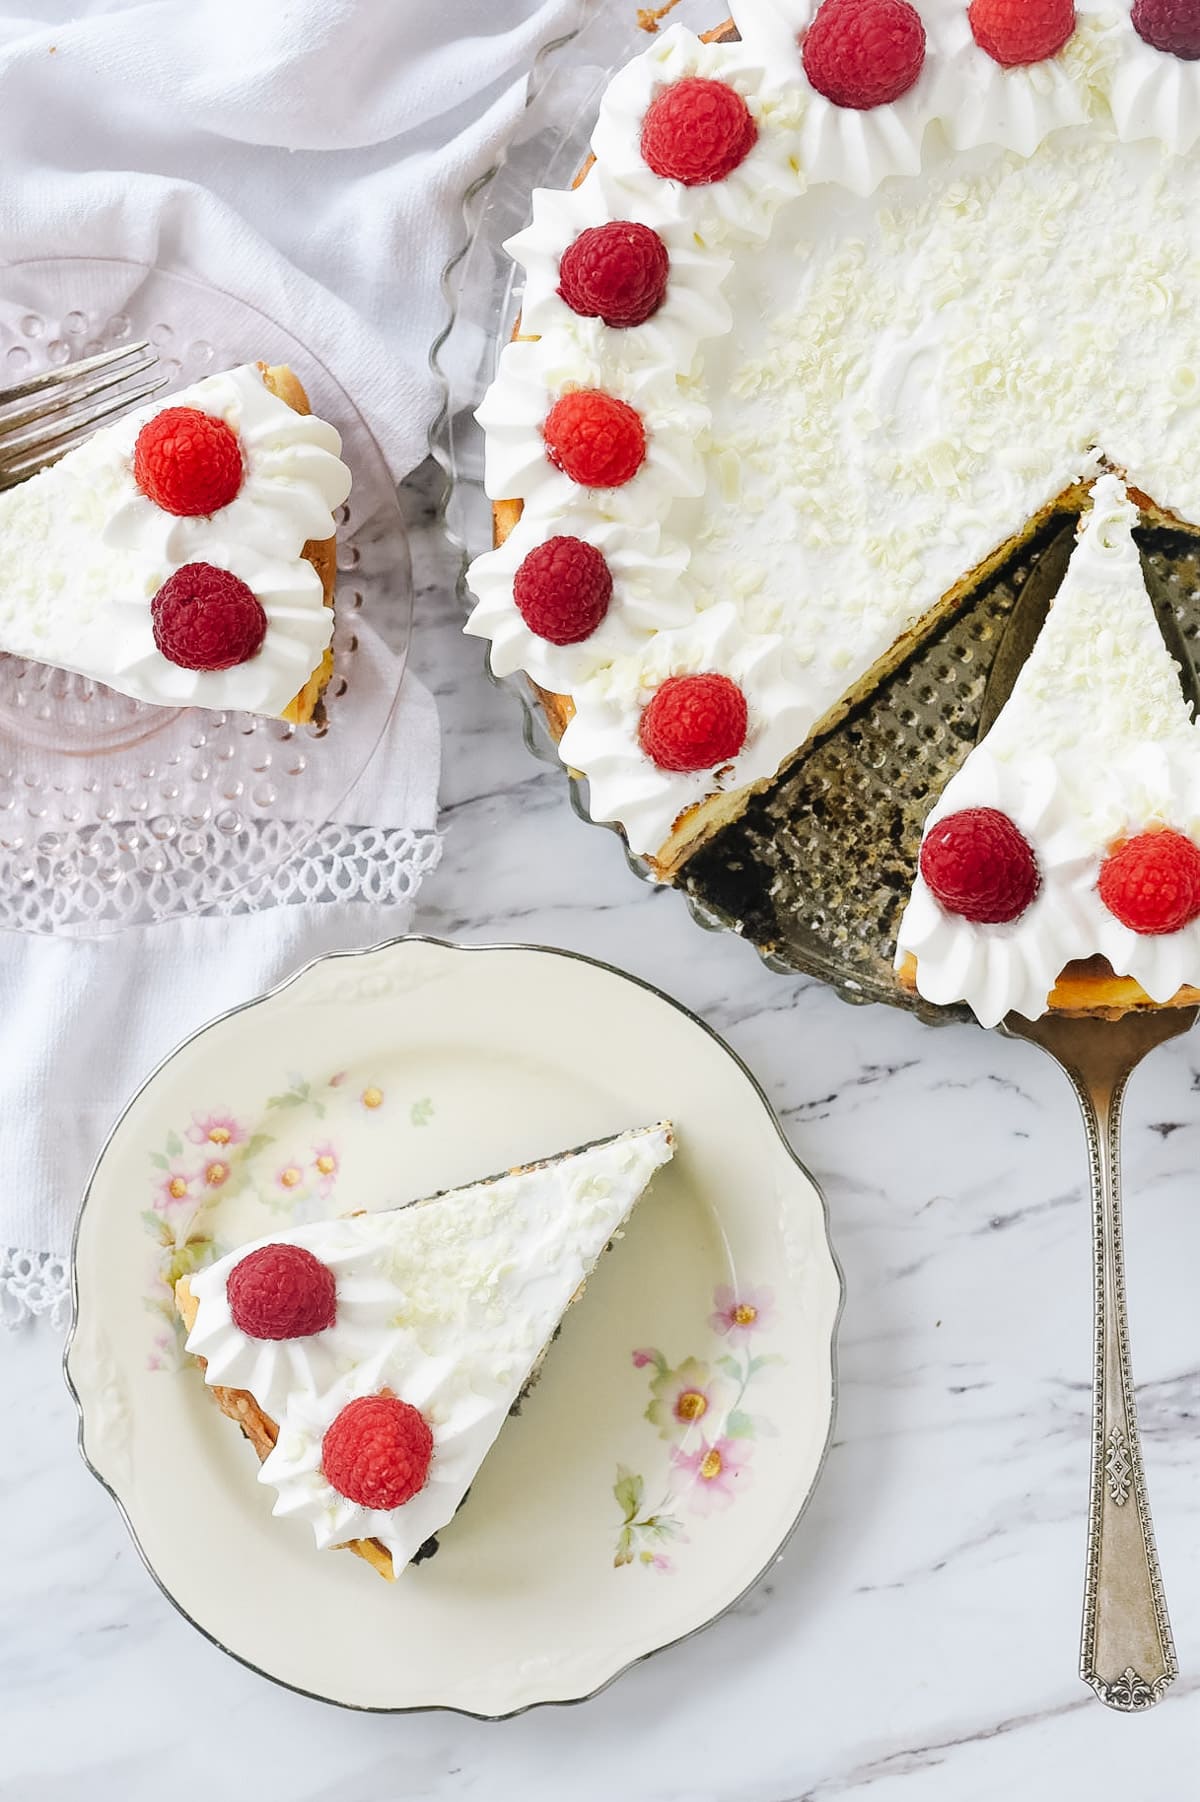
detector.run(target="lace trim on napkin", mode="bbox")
[3,822,443,1325]
[1,821,442,933]
[1,1247,71,1328]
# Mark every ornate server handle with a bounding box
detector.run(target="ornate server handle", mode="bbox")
[1004,1009,1191,1711]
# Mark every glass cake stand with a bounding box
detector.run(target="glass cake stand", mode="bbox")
[432,1,1200,1025]
[0,259,412,934]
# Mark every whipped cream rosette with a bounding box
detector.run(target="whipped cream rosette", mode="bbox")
[560,603,815,857]
[1109,7,1200,155]
[466,514,694,691]
[478,333,709,530]
[507,170,735,373]
[590,23,807,242]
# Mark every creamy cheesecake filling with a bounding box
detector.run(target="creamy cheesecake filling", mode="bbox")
[467,3,1200,861]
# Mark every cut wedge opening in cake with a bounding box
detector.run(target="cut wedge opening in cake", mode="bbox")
[465,4,1200,879]
[0,361,350,722]
[176,1122,675,1581]
[896,476,1200,1027]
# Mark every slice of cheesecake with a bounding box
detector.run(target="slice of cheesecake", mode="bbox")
[0,361,351,721]
[176,1122,675,1580]
[896,475,1200,1026]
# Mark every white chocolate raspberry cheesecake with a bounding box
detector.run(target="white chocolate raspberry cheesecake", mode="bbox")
[897,477,1200,1026]
[176,1122,674,1581]
[0,362,350,722]
[466,1,1200,878]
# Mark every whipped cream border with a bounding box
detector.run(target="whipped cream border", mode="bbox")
[465,3,1200,860]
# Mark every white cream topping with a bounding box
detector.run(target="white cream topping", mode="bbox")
[186,1123,674,1574]
[0,364,351,717]
[897,478,1200,1026]
[1109,9,1200,154]
[467,4,1200,862]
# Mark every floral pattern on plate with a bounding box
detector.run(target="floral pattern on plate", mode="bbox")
[614,1283,781,1572]
[141,1071,431,1370]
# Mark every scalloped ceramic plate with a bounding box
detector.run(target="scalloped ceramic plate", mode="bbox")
[66,938,841,1716]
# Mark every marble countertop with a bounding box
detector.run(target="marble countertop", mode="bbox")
[5,466,1200,1800]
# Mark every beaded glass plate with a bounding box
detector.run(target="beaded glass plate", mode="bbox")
[0,259,412,934]
[432,3,1200,1025]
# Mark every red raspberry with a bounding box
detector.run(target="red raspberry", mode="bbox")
[920,807,1040,924]
[1098,829,1200,935]
[226,1243,337,1341]
[638,672,748,773]
[133,407,244,517]
[969,0,1076,65]
[558,222,670,329]
[1131,0,1200,59]
[543,390,646,488]
[640,78,757,186]
[513,536,613,644]
[151,563,267,671]
[322,1394,434,1511]
[802,0,926,108]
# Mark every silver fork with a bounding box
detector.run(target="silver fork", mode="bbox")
[0,342,168,492]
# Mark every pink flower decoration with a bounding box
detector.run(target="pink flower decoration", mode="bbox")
[631,1348,658,1369]
[651,1552,674,1573]
[709,1283,775,1337]
[186,1111,247,1149]
[275,1162,305,1192]
[328,1071,348,1088]
[646,1356,719,1441]
[154,1167,198,1212]
[312,1143,340,1198]
[671,1436,753,1514]
[201,1157,232,1189]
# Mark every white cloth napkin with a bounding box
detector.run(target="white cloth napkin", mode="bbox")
[0,0,581,478]
[0,0,582,1322]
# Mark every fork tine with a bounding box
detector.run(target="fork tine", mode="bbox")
[0,374,170,485]
[0,341,153,408]
[0,349,159,439]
